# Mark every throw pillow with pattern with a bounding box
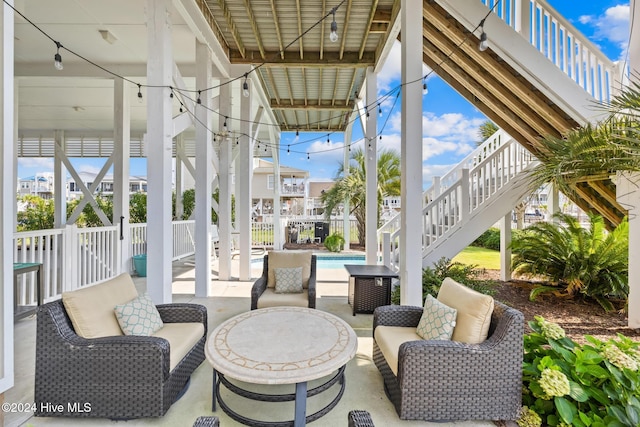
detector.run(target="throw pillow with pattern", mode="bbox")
[416,294,457,340]
[114,293,164,336]
[274,267,304,293]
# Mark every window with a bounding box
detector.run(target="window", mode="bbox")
[267,174,274,190]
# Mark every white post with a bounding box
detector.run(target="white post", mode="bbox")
[194,40,212,297]
[499,213,512,281]
[343,121,353,250]
[271,129,282,249]
[175,135,184,220]
[146,0,174,304]
[365,67,378,264]
[217,79,232,280]
[0,0,15,394]
[238,79,253,281]
[113,78,131,274]
[53,130,67,228]
[399,0,424,306]
[547,183,560,222]
[460,169,470,222]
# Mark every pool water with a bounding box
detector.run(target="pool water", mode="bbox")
[251,254,366,269]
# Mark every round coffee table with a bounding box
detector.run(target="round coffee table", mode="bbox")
[205,306,358,427]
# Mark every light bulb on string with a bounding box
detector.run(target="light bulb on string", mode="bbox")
[287,145,290,155]
[423,78,428,95]
[197,90,202,104]
[478,19,489,52]
[169,87,174,98]
[54,41,63,71]
[329,8,338,43]
[137,84,143,104]
[242,75,250,98]
[294,130,299,142]
[307,152,310,161]
[326,134,330,144]
[378,104,382,117]
[223,117,228,132]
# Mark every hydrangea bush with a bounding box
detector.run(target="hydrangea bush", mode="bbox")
[519,316,640,427]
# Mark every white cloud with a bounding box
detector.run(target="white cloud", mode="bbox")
[423,163,457,189]
[377,41,432,94]
[18,157,54,172]
[581,4,630,57]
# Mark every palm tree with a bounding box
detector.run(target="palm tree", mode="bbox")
[321,148,401,245]
[529,80,640,194]
[476,120,499,146]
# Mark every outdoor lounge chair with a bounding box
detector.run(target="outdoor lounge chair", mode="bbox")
[34,273,207,419]
[251,251,317,309]
[372,279,524,421]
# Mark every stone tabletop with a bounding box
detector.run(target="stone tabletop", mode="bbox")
[205,306,358,385]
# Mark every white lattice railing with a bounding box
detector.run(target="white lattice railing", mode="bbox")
[379,130,537,271]
[479,0,622,101]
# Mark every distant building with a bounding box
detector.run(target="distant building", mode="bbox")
[17,173,54,199]
[251,159,309,219]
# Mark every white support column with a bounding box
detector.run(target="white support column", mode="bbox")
[113,78,131,274]
[175,135,184,220]
[399,0,424,307]
[499,213,512,281]
[53,130,67,227]
[238,81,253,281]
[365,67,378,264]
[271,127,282,250]
[342,120,353,250]
[217,79,232,280]
[0,0,14,394]
[146,0,174,304]
[194,40,212,297]
[547,183,559,222]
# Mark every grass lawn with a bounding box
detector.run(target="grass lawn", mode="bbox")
[452,246,502,270]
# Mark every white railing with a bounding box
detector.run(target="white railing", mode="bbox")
[379,131,537,271]
[13,229,63,304]
[172,220,196,261]
[480,0,622,101]
[74,225,119,288]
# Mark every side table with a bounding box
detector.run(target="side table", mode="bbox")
[344,264,398,316]
[13,262,43,320]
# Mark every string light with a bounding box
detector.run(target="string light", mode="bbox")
[326,134,330,144]
[54,41,63,70]
[378,104,382,117]
[329,7,338,42]
[287,145,290,155]
[197,90,202,104]
[423,77,428,95]
[307,152,310,161]
[478,18,489,52]
[137,84,143,103]
[223,117,228,132]
[294,130,299,142]
[242,75,250,98]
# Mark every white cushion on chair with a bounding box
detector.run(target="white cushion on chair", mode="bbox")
[437,277,494,344]
[374,325,421,376]
[257,288,310,308]
[266,250,312,289]
[62,273,139,339]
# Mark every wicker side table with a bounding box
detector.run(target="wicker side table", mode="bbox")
[344,264,398,316]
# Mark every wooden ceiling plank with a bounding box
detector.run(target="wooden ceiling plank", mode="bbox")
[215,0,246,58]
[318,68,323,106]
[265,68,280,104]
[228,50,375,66]
[424,1,574,133]
[302,68,308,106]
[423,21,560,139]
[242,0,266,59]
[296,0,304,60]
[320,0,327,60]
[331,69,340,107]
[359,0,379,60]
[268,0,285,60]
[573,184,621,227]
[270,99,355,110]
[195,0,230,53]
[285,68,295,105]
[339,0,353,60]
[345,68,358,106]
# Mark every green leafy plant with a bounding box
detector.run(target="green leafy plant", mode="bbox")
[509,212,629,311]
[391,257,495,304]
[323,233,345,252]
[519,316,640,427]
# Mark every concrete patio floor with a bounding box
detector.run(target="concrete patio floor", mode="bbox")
[5,253,498,427]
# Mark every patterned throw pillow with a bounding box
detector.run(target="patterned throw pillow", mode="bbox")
[416,294,457,340]
[114,293,164,336]
[274,267,304,293]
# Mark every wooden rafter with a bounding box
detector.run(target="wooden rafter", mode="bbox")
[302,68,308,107]
[269,0,285,60]
[265,68,280,105]
[345,68,358,106]
[285,68,294,105]
[423,20,561,139]
[215,0,245,58]
[320,0,326,60]
[424,1,575,134]
[358,0,379,60]
[573,183,621,228]
[270,99,355,110]
[243,0,266,59]
[331,69,340,107]
[195,0,230,53]
[228,50,375,66]
[296,0,304,59]
[338,0,353,60]
[590,180,627,216]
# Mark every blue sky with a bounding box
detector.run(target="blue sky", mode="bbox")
[18,1,631,189]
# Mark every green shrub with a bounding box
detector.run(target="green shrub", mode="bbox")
[472,227,501,250]
[510,213,628,311]
[519,316,640,427]
[324,233,345,252]
[390,257,495,305]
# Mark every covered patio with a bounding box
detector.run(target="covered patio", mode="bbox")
[5,257,495,427]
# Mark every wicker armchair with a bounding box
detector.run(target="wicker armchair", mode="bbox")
[372,301,524,421]
[251,253,317,310]
[348,410,375,426]
[35,300,207,419]
[193,416,220,426]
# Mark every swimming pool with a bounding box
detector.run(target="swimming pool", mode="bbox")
[251,254,366,269]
